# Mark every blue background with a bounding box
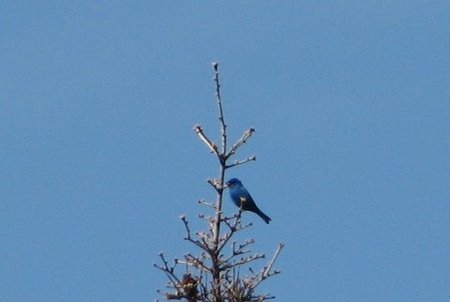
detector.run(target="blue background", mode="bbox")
[2,1,449,301]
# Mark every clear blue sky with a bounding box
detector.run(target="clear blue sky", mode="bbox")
[2,2,449,301]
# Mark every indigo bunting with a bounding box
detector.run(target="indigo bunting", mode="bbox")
[226,178,271,224]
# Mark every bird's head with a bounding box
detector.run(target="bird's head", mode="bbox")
[226,178,242,188]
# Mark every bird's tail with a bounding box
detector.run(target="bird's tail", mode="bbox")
[255,209,271,224]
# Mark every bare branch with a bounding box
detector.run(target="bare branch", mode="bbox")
[227,128,255,158]
[176,253,212,273]
[218,209,247,252]
[262,243,284,279]
[198,199,215,208]
[207,178,223,191]
[193,125,219,155]
[212,62,227,156]
[181,215,210,253]
[226,155,256,169]
[154,252,181,286]
[250,243,285,290]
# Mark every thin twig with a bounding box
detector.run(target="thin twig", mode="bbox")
[226,155,256,169]
[262,243,284,279]
[213,62,227,157]
[177,253,212,273]
[198,199,215,208]
[193,125,219,155]
[226,128,255,158]
[181,216,210,253]
[221,253,266,270]
[250,243,284,290]
[207,178,223,191]
[154,253,181,285]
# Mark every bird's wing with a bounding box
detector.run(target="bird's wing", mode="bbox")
[240,194,255,206]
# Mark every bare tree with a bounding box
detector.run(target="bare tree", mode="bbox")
[155,63,283,302]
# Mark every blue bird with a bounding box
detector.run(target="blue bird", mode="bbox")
[226,178,271,224]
